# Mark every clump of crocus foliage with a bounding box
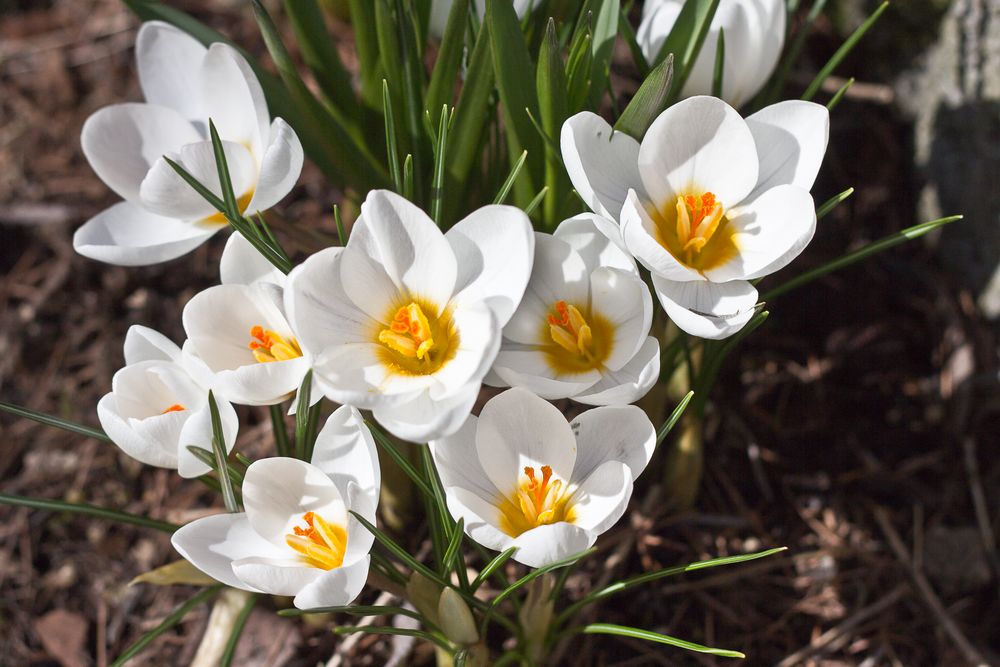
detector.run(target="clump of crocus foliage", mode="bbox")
[1,1,961,664]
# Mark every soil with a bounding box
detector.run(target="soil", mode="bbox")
[1,1,998,665]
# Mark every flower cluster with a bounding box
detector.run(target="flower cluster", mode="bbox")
[86,17,827,614]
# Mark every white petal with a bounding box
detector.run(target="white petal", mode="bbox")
[171,513,285,591]
[636,1,682,62]
[293,556,370,609]
[81,103,201,202]
[97,393,178,469]
[446,205,534,326]
[746,100,829,198]
[350,190,458,312]
[427,302,500,398]
[590,267,652,372]
[123,325,182,365]
[704,184,816,282]
[653,277,758,340]
[446,486,513,553]
[73,202,215,266]
[140,139,257,221]
[220,232,286,286]
[211,356,311,406]
[620,191,703,281]
[135,21,207,123]
[475,388,577,496]
[574,336,660,406]
[245,118,303,214]
[569,460,632,535]
[312,343,428,408]
[200,43,270,159]
[232,556,322,596]
[242,458,346,548]
[492,350,601,400]
[554,213,637,275]
[560,112,643,221]
[310,406,380,505]
[175,398,239,479]
[284,247,379,353]
[373,383,479,442]
[339,245,404,322]
[430,416,501,505]
[637,96,758,210]
[503,233,590,345]
[510,522,593,568]
[570,405,657,482]
[342,483,377,563]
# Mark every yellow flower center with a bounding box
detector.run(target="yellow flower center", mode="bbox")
[654,190,739,272]
[248,325,303,363]
[285,511,347,570]
[161,404,185,414]
[205,190,255,226]
[498,465,575,537]
[543,301,613,374]
[376,300,459,376]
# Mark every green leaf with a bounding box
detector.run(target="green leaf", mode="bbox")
[333,625,452,650]
[431,104,451,224]
[802,1,889,101]
[587,0,620,109]
[565,22,593,116]
[656,390,694,445]
[826,76,854,111]
[493,150,529,205]
[208,391,239,513]
[365,419,436,498]
[537,18,570,228]
[110,586,222,666]
[471,547,517,591]
[347,0,382,107]
[220,594,257,667]
[283,0,360,121]
[652,0,720,98]
[0,401,109,442]
[763,214,964,300]
[208,120,239,215]
[349,510,450,588]
[618,4,649,76]
[442,517,466,571]
[614,54,674,141]
[491,548,596,609]
[693,309,769,415]
[581,623,745,658]
[426,0,469,115]
[524,185,550,217]
[711,29,725,99]
[816,187,854,220]
[130,560,218,587]
[186,446,245,491]
[0,492,178,533]
[334,204,349,245]
[278,603,422,619]
[760,0,828,105]
[269,405,291,458]
[488,0,543,206]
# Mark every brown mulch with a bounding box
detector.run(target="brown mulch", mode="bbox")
[1,1,998,665]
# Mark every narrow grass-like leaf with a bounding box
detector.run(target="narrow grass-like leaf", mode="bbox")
[349,510,450,588]
[802,1,889,101]
[615,54,674,141]
[269,405,291,458]
[826,77,854,111]
[294,371,313,461]
[110,586,222,666]
[333,625,452,650]
[565,30,593,113]
[816,187,854,220]
[619,3,649,76]
[283,0,359,120]
[443,518,466,571]
[656,390,694,445]
[426,0,469,115]
[208,391,239,513]
[220,594,257,667]
[383,80,404,193]
[491,548,596,608]
[186,446,245,489]
[494,150,528,205]
[365,419,436,498]
[524,186,549,216]
[537,18,570,228]
[0,401,110,442]
[471,547,517,591]
[279,604,423,619]
[693,309,769,414]
[431,104,451,224]
[711,29,725,98]
[347,0,382,107]
[208,120,238,214]
[652,0,720,92]
[333,205,348,245]
[162,157,226,211]
[421,443,456,549]
[0,493,177,532]
[403,154,415,201]
[764,215,964,300]
[587,0,620,109]
[580,623,745,658]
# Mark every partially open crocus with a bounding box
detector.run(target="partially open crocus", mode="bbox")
[430,388,656,567]
[561,96,829,339]
[74,21,302,266]
[637,0,786,107]
[285,189,533,442]
[429,0,534,37]
[490,214,659,405]
[171,406,379,609]
[97,325,237,478]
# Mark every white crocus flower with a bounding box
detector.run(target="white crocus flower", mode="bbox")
[430,388,656,568]
[171,406,379,609]
[97,325,237,478]
[429,0,534,38]
[490,214,659,405]
[637,0,785,107]
[286,189,534,442]
[561,96,829,339]
[75,21,303,266]
[220,232,286,287]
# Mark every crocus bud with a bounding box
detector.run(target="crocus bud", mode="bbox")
[437,587,479,646]
[406,571,443,626]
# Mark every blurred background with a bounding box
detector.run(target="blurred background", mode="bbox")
[1,0,997,664]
